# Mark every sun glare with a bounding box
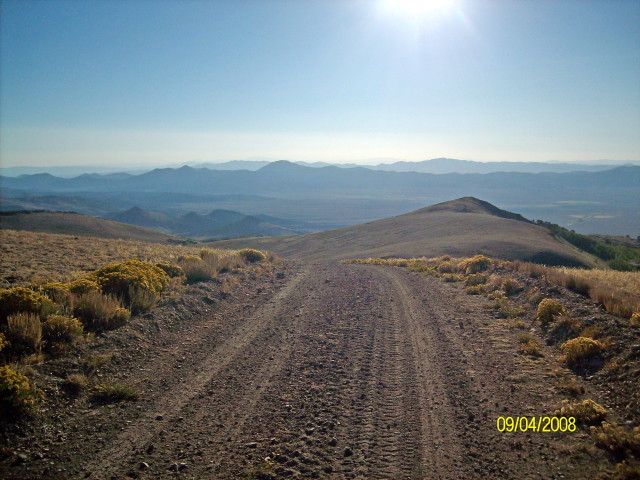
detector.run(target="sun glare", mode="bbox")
[379,0,457,19]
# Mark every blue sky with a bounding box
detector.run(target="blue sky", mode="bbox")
[1,0,639,167]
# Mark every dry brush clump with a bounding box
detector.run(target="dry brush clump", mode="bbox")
[88,259,170,311]
[561,337,605,368]
[41,315,83,354]
[555,399,607,426]
[513,261,640,319]
[4,312,42,356]
[591,422,640,460]
[536,298,567,325]
[72,292,131,332]
[0,287,56,323]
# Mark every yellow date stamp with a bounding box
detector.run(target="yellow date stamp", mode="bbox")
[496,416,576,432]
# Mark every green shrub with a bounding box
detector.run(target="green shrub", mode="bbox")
[91,382,138,403]
[461,255,492,274]
[0,332,7,353]
[155,261,183,278]
[561,337,604,367]
[555,399,606,425]
[88,259,169,307]
[0,287,55,323]
[42,315,83,347]
[536,298,566,325]
[238,249,266,263]
[68,278,100,295]
[72,292,130,332]
[0,365,44,415]
[4,312,42,354]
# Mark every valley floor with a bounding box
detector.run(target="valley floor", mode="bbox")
[2,262,612,479]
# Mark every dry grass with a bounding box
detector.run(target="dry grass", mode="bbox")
[209,197,600,266]
[514,261,640,319]
[4,312,42,355]
[72,292,130,332]
[91,382,139,403]
[179,249,244,283]
[0,229,205,287]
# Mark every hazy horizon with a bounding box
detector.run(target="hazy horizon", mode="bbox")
[1,0,639,168]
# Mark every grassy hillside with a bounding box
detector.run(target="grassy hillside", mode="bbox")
[210,197,602,267]
[0,211,184,244]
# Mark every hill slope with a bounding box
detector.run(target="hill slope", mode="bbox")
[0,211,184,243]
[210,197,601,266]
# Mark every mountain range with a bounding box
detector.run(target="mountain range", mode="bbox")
[2,157,634,178]
[106,207,313,239]
[1,161,639,236]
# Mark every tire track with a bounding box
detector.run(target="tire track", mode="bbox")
[85,265,311,478]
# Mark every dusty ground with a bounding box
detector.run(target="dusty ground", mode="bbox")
[1,261,618,479]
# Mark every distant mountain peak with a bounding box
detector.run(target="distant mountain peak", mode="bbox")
[258,160,306,171]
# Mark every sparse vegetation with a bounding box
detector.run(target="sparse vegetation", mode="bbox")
[63,373,88,396]
[517,333,542,357]
[83,354,112,373]
[91,382,139,403]
[555,399,607,425]
[555,377,584,397]
[493,297,525,318]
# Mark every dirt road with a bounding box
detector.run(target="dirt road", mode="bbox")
[4,262,605,479]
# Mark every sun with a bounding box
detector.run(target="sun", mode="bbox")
[379,0,457,19]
